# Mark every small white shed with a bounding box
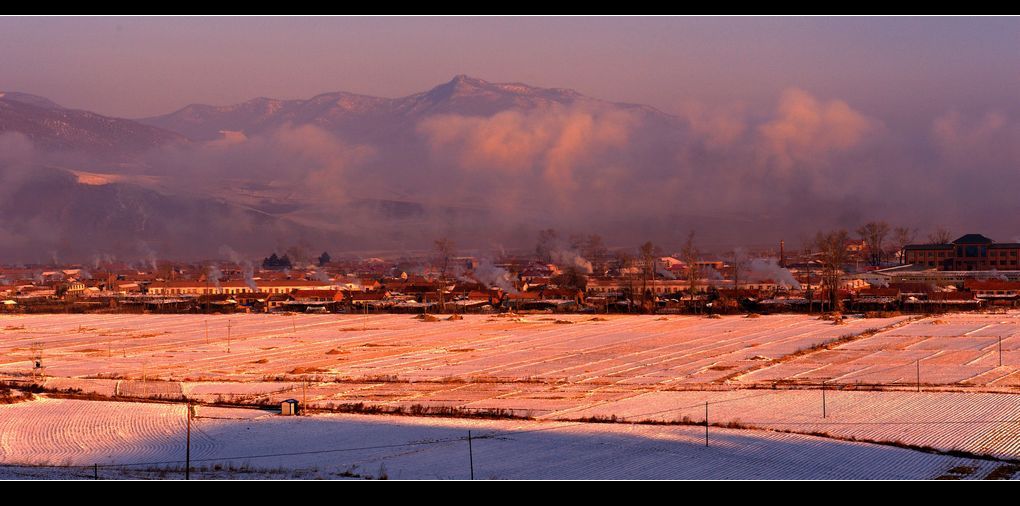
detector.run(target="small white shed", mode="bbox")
[281,399,299,416]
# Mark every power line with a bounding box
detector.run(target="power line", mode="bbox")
[714,419,1020,427]
[3,412,1019,474]
[0,435,472,471]
[613,389,788,421]
[100,437,472,469]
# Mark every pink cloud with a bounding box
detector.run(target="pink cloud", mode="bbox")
[756,88,877,171]
[417,105,636,193]
[932,110,1020,166]
[676,101,748,149]
[149,123,374,202]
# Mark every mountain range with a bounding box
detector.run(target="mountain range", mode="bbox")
[138,75,672,142]
[1,75,802,263]
[0,91,183,160]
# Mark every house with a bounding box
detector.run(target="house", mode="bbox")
[903,290,982,309]
[904,234,1020,270]
[343,290,391,309]
[291,290,343,303]
[147,279,333,296]
[846,240,868,253]
[586,278,710,298]
[539,287,585,305]
[64,280,88,297]
[283,290,344,313]
[965,280,1020,301]
[853,287,901,310]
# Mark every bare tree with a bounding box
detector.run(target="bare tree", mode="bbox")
[583,234,608,276]
[615,251,636,313]
[801,242,816,313]
[814,230,851,312]
[535,229,559,263]
[891,226,916,264]
[927,226,952,245]
[681,232,702,313]
[433,238,455,281]
[568,233,586,251]
[552,266,588,292]
[638,241,657,310]
[284,243,311,267]
[856,221,890,267]
[729,248,747,291]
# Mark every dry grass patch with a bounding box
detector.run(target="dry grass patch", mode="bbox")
[288,366,329,374]
[985,464,1020,480]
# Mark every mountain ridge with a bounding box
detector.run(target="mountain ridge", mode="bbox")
[139,75,678,141]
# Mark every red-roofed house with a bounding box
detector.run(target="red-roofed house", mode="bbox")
[965,280,1020,300]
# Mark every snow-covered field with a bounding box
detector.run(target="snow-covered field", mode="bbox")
[551,389,1020,460]
[0,312,911,415]
[0,398,1010,480]
[0,312,904,389]
[740,312,1020,386]
[2,312,1020,478]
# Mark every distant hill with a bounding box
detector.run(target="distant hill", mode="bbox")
[140,74,678,142]
[0,92,184,160]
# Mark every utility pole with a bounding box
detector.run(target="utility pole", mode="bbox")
[807,260,813,314]
[822,380,827,418]
[650,258,656,315]
[704,402,709,447]
[467,430,475,480]
[186,402,191,480]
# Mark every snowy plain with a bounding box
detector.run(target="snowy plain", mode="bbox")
[2,312,1019,479]
[0,398,1009,480]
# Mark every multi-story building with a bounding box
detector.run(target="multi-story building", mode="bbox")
[903,234,1020,270]
[147,279,333,296]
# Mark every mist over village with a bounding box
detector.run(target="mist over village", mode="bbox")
[1,16,1020,482]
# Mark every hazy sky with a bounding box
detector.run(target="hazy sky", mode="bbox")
[2,16,1019,119]
[4,16,1020,260]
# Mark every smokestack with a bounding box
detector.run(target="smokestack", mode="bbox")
[780,240,786,268]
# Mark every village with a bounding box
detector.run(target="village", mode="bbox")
[2,229,1019,317]
[7,15,1020,482]
[4,228,1020,480]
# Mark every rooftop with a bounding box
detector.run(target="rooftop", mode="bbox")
[953,234,994,244]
